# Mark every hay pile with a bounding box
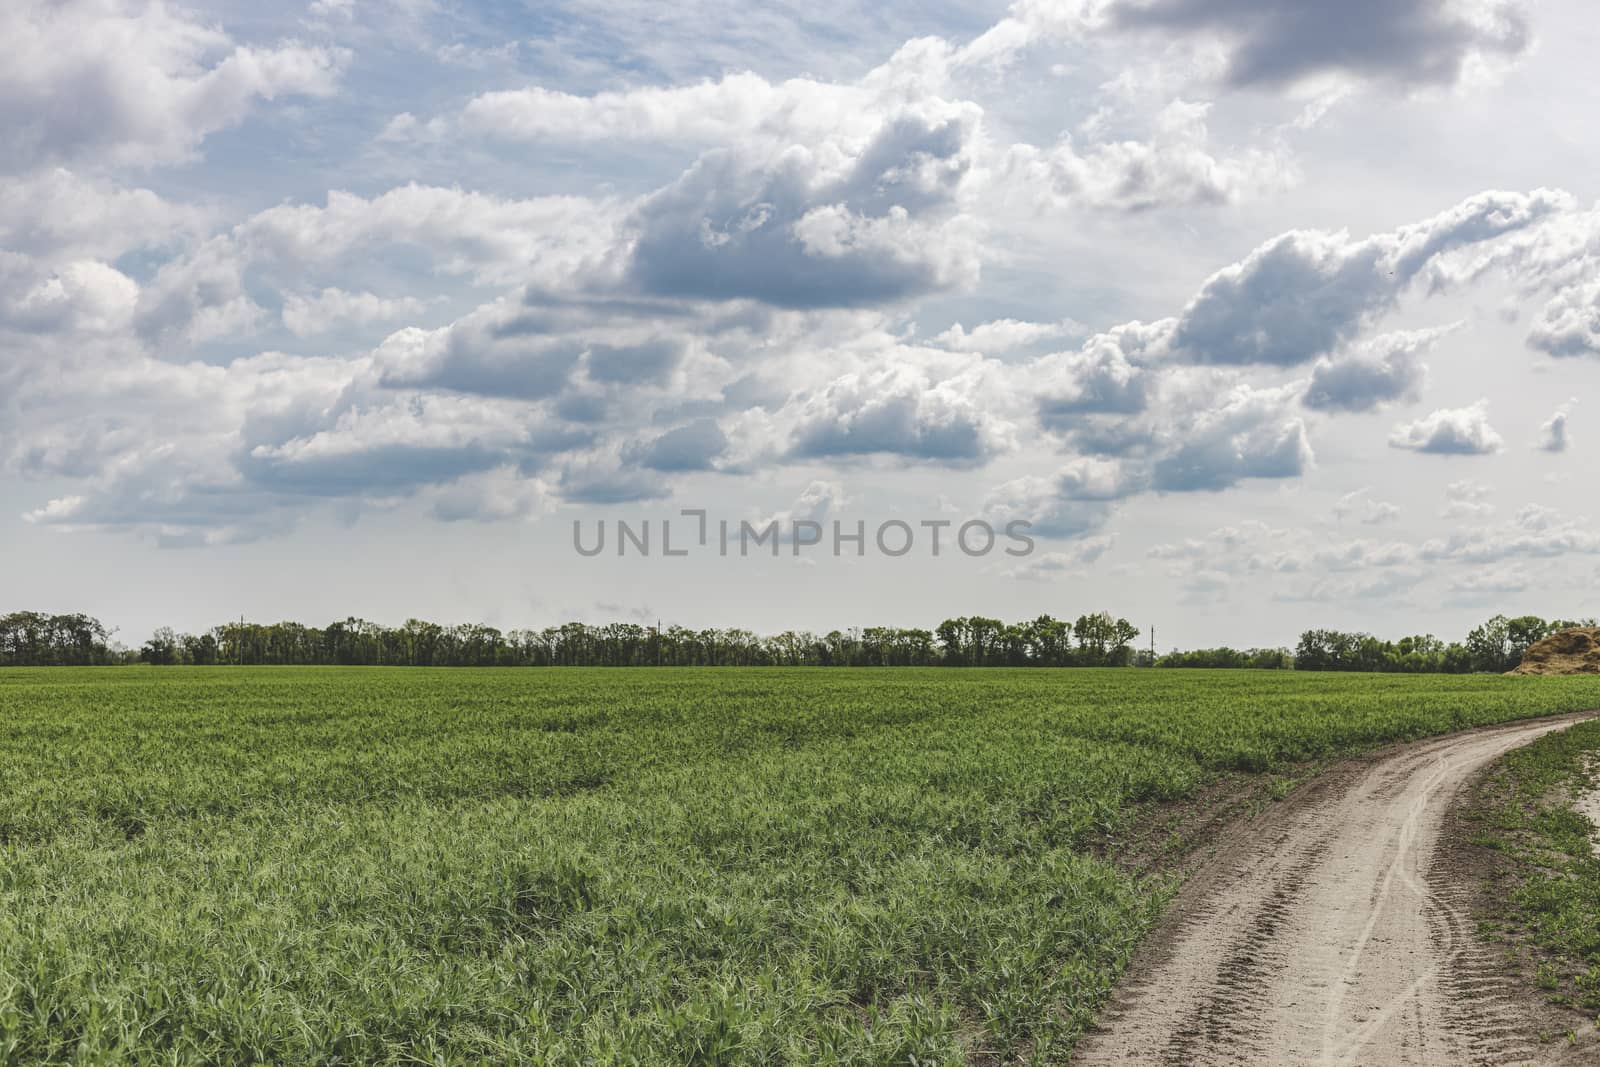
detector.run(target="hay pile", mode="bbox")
[1508,627,1600,675]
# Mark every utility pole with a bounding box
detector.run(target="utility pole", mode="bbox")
[1149,625,1156,665]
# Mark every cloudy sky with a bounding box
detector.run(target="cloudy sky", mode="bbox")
[3,0,1597,649]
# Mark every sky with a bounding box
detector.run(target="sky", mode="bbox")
[2,0,1597,651]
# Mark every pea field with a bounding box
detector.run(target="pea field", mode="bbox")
[3,667,1600,1064]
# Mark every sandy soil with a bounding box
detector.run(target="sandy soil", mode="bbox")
[1573,759,1600,856]
[1074,714,1599,1066]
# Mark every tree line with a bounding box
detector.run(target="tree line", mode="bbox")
[1,609,1591,672]
[2,611,1146,668]
[1291,615,1597,675]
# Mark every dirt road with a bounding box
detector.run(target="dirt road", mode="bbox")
[1075,714,1598,1066]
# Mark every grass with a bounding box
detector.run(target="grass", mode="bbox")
[1468,717,1600,1017]
[2,666,1599,1064]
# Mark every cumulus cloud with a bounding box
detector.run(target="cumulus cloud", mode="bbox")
[13,350,355,541]
[1527,280,1600,358]
[1301,325,1453,412]
[786,358,1009,465]
[585,340,685,385]
[238,185,622,290]
[1148,519,1422,602]
[1168,189,1568,366]
[556,452,673,505]
[629,418,730,472]
[130,234,265,345]
[1441,479,1495,518]
[427,467,551,523]
[401,39,1000,312]
[1003,99,1296,212]
[1151,382,1314,491]
[0,169,209,261]
[1448,565,1538,596]
[1,0,346,170]
[123,185,623,346]
[1033,323,1165,424]
[1,0,1585,573]
[1273,570,1427,603]
[454,71,856,147]
[281,289,432,337]
[1,258,140,335]
[1422,504,1600,563]
[984,459,1142,539]
[932,317,1086,353]
[623,107,983,308]
[1388,399,1503,455]
[1333,488,1401,525]
[998,536,1116,580]
[237,394,534,497]
[1109,0,1530,90]
[749,480,849,542]
[371,318,582,403]
[1536,401,1574,453]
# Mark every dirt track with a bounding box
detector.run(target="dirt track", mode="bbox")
[1075,714,1599,1066]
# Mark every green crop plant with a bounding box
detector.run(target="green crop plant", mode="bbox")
[1,667,1597,1064]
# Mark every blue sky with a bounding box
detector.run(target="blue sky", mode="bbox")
[2,0,1597,649]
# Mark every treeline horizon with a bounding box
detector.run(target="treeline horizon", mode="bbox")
[1,610,1592,673]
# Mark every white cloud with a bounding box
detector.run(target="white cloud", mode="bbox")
[1448,565,1539,596]
[1333,488,1400,525]
[426,467,551,523]
[1388,399,1503,455]
[455,71,856,147]
[983,458,1142,539]
[1002,99,1297,212]
[281,289,432,337]
[1,0,346,170]
[1441,479,1495,518]
[1107,0,1531,91]
[1527,280,1600,358]
[0,169,209,261]
[1033,324,1163,423]
[1536,400,1574,453]
[127,185,625,343]
[1150,381,1314,491]
[998,535,1116,580]
[1168,189,1570,366]
[1302,324,1454,413]
[1422,504,1600,564]
[1,258,140,334]
[620,103,984,308]
[1148,519,1424,602]
[931,317,1087,353]
[785,356,1012,465]
[238,185,622,289]
[750,480,850,539]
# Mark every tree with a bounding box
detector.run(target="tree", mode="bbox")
[1466,615,1512,673]
[1504,616,1552,668]
[1072,612,1141,666]
[141,627,181,666]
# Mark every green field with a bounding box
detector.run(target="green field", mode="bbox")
[3,667,1600,1064]
[1470,718,1600,1022]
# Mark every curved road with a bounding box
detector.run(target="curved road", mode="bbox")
[1075,715,1597,1067]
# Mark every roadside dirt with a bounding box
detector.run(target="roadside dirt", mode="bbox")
[1074,713,1600,1066]
[1575,773,1600,853]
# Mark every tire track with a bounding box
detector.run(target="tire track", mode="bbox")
[1074,714,1598,1067]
